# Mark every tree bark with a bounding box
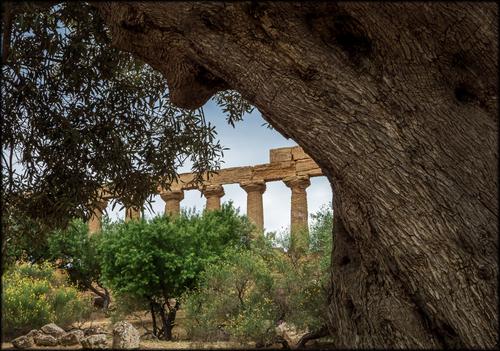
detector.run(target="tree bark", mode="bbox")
[94,3,498,348]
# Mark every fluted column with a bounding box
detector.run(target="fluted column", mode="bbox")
[202,185,225,211]
[160,190,184,217]
[284,176,311,252]
[88,199,108,235]
[240,180,266,232]
[125,205,142,222]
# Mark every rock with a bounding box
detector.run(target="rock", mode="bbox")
[85,326,107,336]
[59,331,82,346]
[68,329,85,340]
[81,334,108,349]
[275,321,308,349]
[112,321,140,349]
[34,334,59,346]
[41,323,65,337]
[25,329,43,339]
[11,335,34,349]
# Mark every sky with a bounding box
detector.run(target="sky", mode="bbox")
[105,99,333,234]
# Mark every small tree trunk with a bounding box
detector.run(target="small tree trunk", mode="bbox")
[88,284,111,310]
[158,306,170,340]
[162,300,180,341]
[150,301,158,337]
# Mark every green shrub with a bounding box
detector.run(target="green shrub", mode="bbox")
[2,261,92,338]
[99,202,253,340]
[183,204,333,345]
[183,247,274,342]
[47,218,111,308]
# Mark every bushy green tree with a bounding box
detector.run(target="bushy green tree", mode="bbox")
[47,218,110,308]
[2,261,92,338]
[99,202,253,340]
[184,204,333,347]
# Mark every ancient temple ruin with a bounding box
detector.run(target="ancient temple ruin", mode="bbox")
[88,146,324,248]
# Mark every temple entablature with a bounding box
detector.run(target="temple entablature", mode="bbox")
[89,146,324,251]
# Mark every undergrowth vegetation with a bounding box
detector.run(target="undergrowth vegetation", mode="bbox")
[2,261,92,338]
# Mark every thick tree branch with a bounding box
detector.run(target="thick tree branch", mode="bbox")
[2,2,13,64]
[91,3,497,348]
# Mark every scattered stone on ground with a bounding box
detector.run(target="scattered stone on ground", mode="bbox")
[112,321,140,349]
[25,330,43,340]
[68,329,85,340]
[81,334,108,349]
[59,332,81,346]
[34,334,59,346]
[85,326,108,336]
[41,323,66,338]
[10,335,33,349]
[275,321,308,349]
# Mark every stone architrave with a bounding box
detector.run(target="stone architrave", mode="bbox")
[125,206,141,222]
[202,185,225,211]
[88,199,108,235]
[284,175,311,252]
[240,180,266,232]
[160,190,184,217]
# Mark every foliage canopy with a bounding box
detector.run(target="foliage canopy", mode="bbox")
[184,204,333,346]
[1,2,253,232]
[98,203,253,339]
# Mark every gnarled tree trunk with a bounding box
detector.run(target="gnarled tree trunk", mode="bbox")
[95,3,498,348]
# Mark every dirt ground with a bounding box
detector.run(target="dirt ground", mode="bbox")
[2,309,334,349]
[2,309,258,350]
[1,341,256,350]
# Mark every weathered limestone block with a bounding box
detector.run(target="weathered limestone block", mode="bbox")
[11,335,34,349]
[205,166,253,185]
[275,321,309,349]
[270,147,293,163]
[295,159,322,176]
[59,330,84,346]
[112,321,140,349]
[202,185,225,211]
[41,323,65,338]
[81,334,108,349]
[160,190,184,217]
[240,180,266,232]
[25,330,43,339]
[253,162,295,182]
[291,146,309,161]
[34,334,59,346]
[84,326,107,336]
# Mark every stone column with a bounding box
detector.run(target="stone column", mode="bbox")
[88,199,108,235]
[240,180,266,232]
[202,185,225,211]
[284,176,311,252]
[125,205,141,222]
[160,190,184,217]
